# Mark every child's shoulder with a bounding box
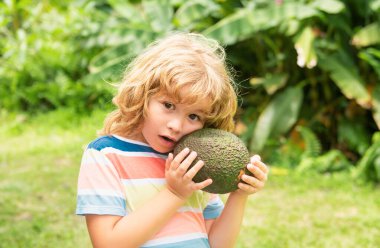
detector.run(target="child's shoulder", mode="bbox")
[86,135,161,155]
[87,135,140,151]
[86,135,116,151]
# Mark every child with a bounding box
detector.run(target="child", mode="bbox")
[76,32,269,248]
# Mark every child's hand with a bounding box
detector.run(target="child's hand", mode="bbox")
[237,155,269,195]
[165,148,212,200]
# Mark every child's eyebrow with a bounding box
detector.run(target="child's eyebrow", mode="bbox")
[192,108,210,115]
[159,94,177,102]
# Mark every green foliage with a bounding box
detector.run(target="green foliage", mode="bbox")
[338,117,371,155]
[297,149,352,174]
[318,53,371,108]
[0,1,113,112]
[250,87,303,152]
[353,132,380,184]
[352,22,380,47]
[1,0,380,183]
[297,126,322,159]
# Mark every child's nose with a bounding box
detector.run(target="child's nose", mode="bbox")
[167,117,182,133]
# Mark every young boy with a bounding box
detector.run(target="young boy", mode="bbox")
[76,32,268,248]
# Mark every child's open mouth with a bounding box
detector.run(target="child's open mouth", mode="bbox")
[160,135,176,145]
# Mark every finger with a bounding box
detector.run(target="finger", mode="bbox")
[241,174,264,189]
[255,161,269,174]
[192,178,213,191]
[250,154,261,162]
[238,182,258,194]
[165,153,173,171]
[177,151,198,175]
[171,148,190,170]
[251,156,269,174]
[185,160,204,180]
[247,164,268,181]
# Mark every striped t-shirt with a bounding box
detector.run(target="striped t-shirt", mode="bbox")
[76,135,224,247]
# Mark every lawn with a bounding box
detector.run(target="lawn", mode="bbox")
[0,109,379,248]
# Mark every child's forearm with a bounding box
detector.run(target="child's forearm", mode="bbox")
[208,192,248,248]
[87,187,186,248]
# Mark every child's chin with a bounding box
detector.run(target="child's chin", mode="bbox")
[153,145,172,154]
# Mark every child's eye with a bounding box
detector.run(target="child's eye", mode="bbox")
[189,114,200,121]
[163,102,174,110]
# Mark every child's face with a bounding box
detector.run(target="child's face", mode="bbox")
[139,91,209,153]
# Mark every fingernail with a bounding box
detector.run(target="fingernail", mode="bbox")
[251,155,261,162]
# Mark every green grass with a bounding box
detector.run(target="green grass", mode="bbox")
[1,109,380,248]
[238,171,380,248]
[0,109,103,248]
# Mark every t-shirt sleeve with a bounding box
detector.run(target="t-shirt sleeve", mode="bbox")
[203,194,224,220]
[76,148,127,216]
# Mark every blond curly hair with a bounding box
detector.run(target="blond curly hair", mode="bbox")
[101,32,238,137]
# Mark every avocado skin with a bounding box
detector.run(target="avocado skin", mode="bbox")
[173,128,250,194]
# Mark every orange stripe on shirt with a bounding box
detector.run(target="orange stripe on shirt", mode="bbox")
[78,162,123,191]
[107,154,166,179]
[153,211,207,239]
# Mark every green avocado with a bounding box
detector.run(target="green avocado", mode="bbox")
[173,128,250,194]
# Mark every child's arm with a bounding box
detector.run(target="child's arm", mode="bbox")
[86,188,185,248]
[207,155,269,248]
[86,149,212,248]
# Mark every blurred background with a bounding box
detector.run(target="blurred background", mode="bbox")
[1,0,380,247]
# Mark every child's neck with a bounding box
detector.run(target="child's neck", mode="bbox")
[120,131,147,144]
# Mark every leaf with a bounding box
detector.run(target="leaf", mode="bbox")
[107,0,145,22]
[89,28,156,74]
[310,0,345,14]
[374,156,380,181]
[258,2,319,22]
[297,126,321,158]
[358,48,380,77]
[142,0,174,32]
[202,9,253,45]
[203,2,319,45]
[319,53,371,108]
[323,13,352,35]
[370,0,380,11]
[248,2,318,33]
[352,22,380,47]
[174,0,219,27]
[314,150,351,173]
[251,87,303,152]
[338,118,370,155]
[297,150,351,174]
[353,133,380,183]
[101,26,153,47]
[84,63,125,84]
[294,27,317,68]
[278,19,300,36]
[249,73,288,95]
[89,45,134,73]
[372,84,380,129]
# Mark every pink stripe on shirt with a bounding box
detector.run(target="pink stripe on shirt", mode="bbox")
[107,153,166,179]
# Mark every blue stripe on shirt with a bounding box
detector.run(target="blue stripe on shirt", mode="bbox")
[203,197,223,219]
[76,195,126,216]
[141,237,210,248]
[87,136,165,154]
